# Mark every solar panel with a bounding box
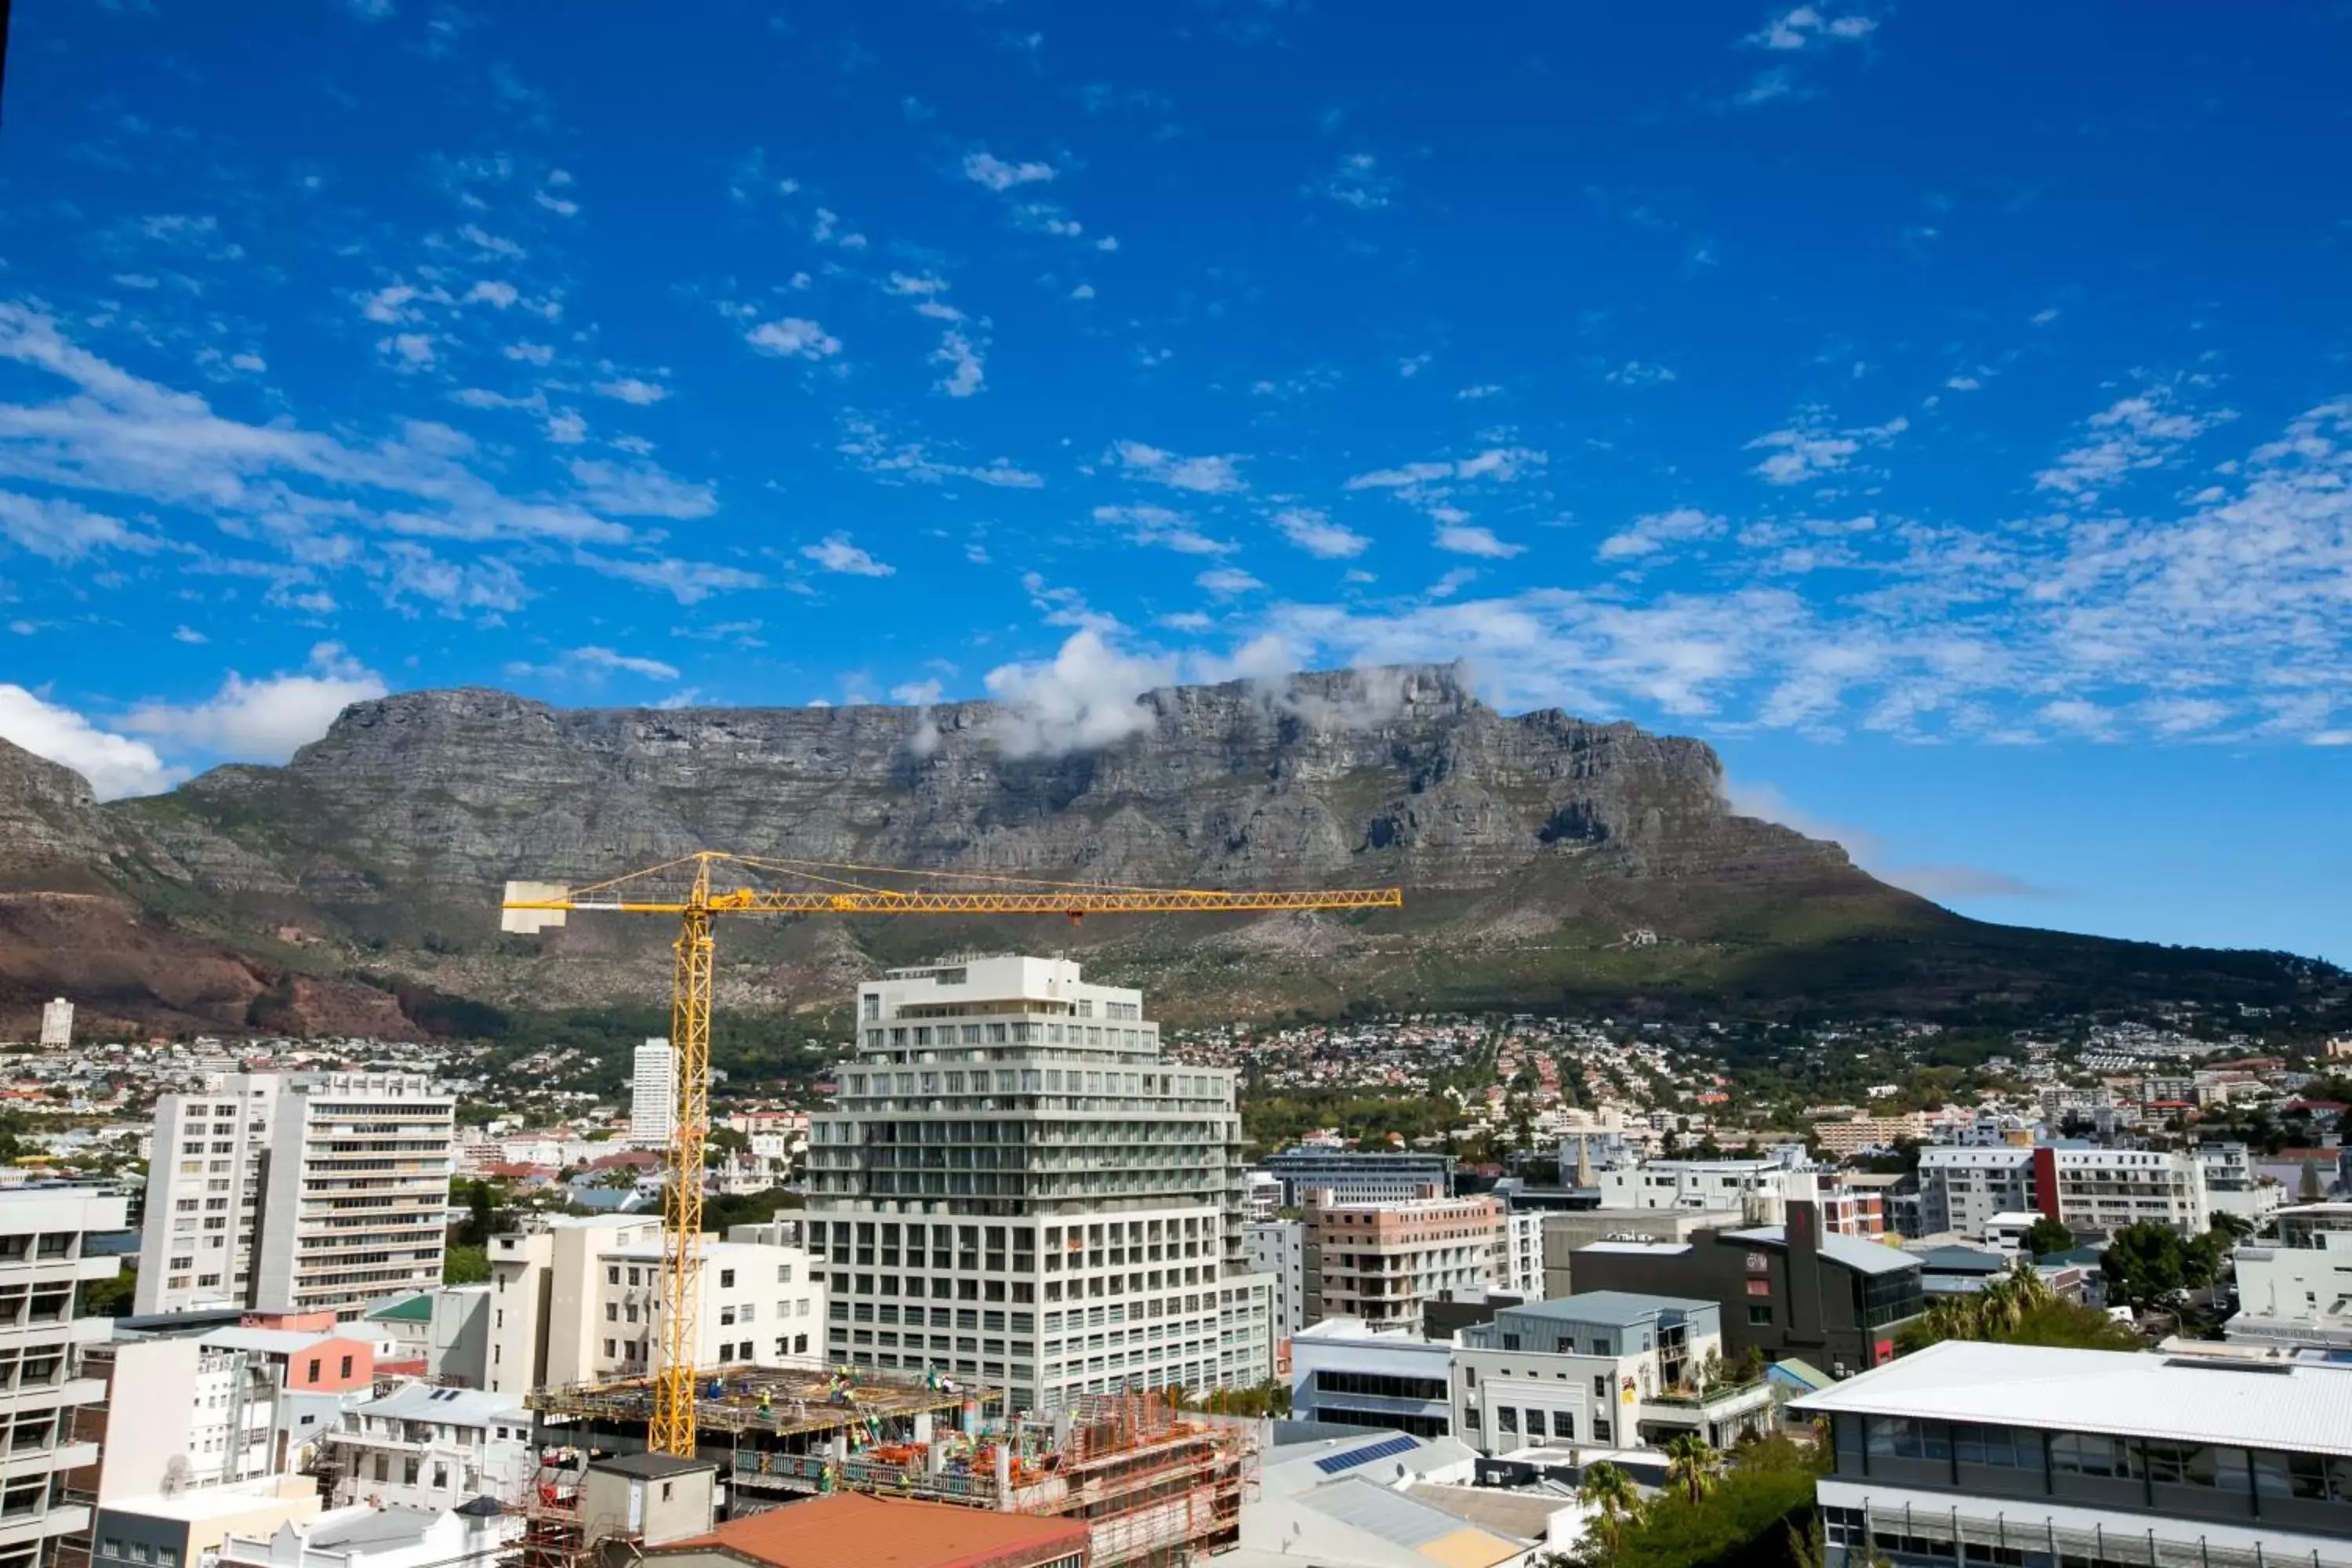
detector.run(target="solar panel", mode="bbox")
[1315,1432,1419,1473]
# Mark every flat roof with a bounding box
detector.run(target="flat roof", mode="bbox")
[662,1490,1088,1568]
[1501,1290,1717,1327]
[96,1486,313,1523]
[1722,1225,1922,1276]
[593,1453,718,1480]
[1791,1341,2352,1454]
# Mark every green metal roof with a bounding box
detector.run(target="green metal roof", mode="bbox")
[366,1294,434,1323]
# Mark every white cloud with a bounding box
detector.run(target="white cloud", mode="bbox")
[1606,361,1678,387]
[1274,507,1369,560]
[382,332,437,367]
[963,151,1056,191]
[577,554,765,604]
[1597,507,1726,561]
[1093,504,1232,556]
[504,342,555,366]
[544,410,587,445]
[983,630,1174,757]
[565,459,716,519]
[0,684,179,798]
[1747,7,1878,49]
[2034,387,2227,503]
[1316,153,1393,211]
[1195,566,1265,597]
[1157,612,1214,633]
[0,490,151,561]
[1747,412,1907,485]
[1111,440,1247,494]
[172,626,206,644]
[463,280,520,308]
[801,532,894,577]
[122,642,388,762]
[1434,523,1523,559]
[592,377,669,405]
[1345,447,1547,490]
[891,678,945,706]
[568,646,679,681]
[1944,375,1982,392]
[1735,69,1798,107]
[932,331,985,398]
[746,318,842,359]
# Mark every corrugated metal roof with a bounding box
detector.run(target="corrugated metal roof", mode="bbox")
[1791,1341,2352,1454]
[1725,1225,1921,1276]
[1501,1290,1718,1325]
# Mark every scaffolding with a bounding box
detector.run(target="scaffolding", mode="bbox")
[529,1369,1251,1568]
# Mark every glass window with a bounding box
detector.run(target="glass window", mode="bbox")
[2052,1432,2140,1479]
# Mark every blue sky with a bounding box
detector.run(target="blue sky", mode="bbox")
[2,2,2347,964]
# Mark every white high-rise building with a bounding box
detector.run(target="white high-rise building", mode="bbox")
[38,998,73,1050]
[807,956,1274,1414]
[136,1073,456,1322]
[0,1188,128,1568]
[134,1074,282,1316]
[630,1038,677,1149]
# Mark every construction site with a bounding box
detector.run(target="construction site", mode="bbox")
[524,1364,1250,1568]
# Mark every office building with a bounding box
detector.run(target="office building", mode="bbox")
[1302,1187,1504,1330]
[1260,1148,1454,1208]
[1450,1293,1777,1457]
[135,1074,456,1321]
[1245,1220,1306,1341]
[483,1216,820,1396]
[0,1189,129,1568]
[252,1074,456,1319]
[630,1038,677,1149]
[1570,1203,1924,1377]
[38,999,73,1051]
[805,957,1272,1414]
[1795,1341,2352,1568]
[1288,1318,1454,1438]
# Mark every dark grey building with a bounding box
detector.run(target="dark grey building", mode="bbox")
[1261,1149,1456,1207]
[1566,1201,1922,1377]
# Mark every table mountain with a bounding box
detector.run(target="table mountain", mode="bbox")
[0,665,2334,1035]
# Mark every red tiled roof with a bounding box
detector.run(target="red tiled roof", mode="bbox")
[659,1492,1088,1568]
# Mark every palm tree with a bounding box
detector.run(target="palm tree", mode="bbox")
[1577,1461,1639,1561]
[1664,1432,1719,1505]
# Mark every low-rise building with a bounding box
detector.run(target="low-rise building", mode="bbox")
[323,1385,533,1510]
[1795,1341,2352,1568]
[2232,1201,2352,1328]
[1450,1293,1777,1458]
[641,1491,1091,1568]
[90,1479,321,1568]
[1540,1207,1740,1301]
[1289,1318,1454,1439]
[1569,1203,1924,1378]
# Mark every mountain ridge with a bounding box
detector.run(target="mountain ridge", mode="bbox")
[0,665,2336,1036]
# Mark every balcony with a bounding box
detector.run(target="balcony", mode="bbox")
[0,1503,88,1549]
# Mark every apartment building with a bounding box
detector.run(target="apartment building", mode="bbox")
[1259,1149,1455,1208]
[1916,1147,2038,1240]
[0,1189,128,1568]
[2231,1201,2352,1328]
[1602,1160,1883,1238]
[1243,1221,1306,1341]
[484,1217,820,1396]
[136,1075,456,1322]
[806,957,1273,1414]
[323,1385,532,1510]
[2198,1142,2284,1225]
[2049,1147,2209,1236]
[1301,1186,1504,1330]
[1450,1293,1776,1457]
[132,1076,279,1315]
[630,1039,677,1149]
[1500,1210,1546,1301]
[1795,1342,2352,1568]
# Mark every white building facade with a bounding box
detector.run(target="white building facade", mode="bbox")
[807,956,1273,1415]
[133,1075,281,1315]
[1244,1220,1306,1341]
[629,1039,677,1149]
[38,1000,73,1051]
[252,1075,456,1319]
[1501,1210,1547,1301]
[325,1386,532,1510]
[484,1217,820,1396]
[0,1189,127,1568]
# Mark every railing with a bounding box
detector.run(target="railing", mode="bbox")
[1853,1500,2347,1568]
[1646,1377,1771,1409]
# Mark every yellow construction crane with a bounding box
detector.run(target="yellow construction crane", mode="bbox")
[500,850,1402,1456]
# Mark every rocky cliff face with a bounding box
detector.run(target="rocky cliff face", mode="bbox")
[1,664,1991,1029]
[97,666,1876,935]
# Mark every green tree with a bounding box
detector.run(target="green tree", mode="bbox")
[2022,1216,2074,1258]
[1576,1461,1641,1563]
[1664,1434,1719,1506]
[1896,1264,2140,1352]
[79,1265,136,1317]
[2099,1223,2199,1311]
[444,1243,490,1284]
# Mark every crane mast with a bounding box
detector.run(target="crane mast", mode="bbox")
[501,851,1401,1456]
